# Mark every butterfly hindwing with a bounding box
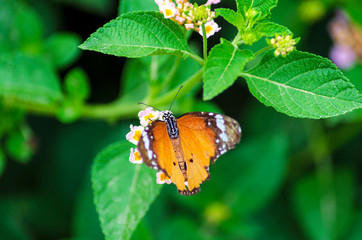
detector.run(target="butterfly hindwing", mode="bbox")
[178,112,242,163]
[176,112,241,195]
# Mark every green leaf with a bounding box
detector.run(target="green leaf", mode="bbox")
[254,22,292,37]
[80,11,192,58]
[292,168,356,240]
[215,8,244,31]
[118,0,157,15]
[236,0,278,18]
[203,39,254,100]
[64,67,90,101]
[5,126,33,163]
[242,51,362,119]
[0,52,63,105]
[44,33,82,69]
[92,142,162,240]
[0,0,42,52]
[14,4,43,46]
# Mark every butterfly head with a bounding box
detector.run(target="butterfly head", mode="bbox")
[162,110,173,121]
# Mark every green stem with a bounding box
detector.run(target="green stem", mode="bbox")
[188,52,204,65]
[2,98,58,117]
[201,24,208,61]
[2,69,204,121]
[163,56,181,87]
[255,45,273,57]
[231,33,242,46]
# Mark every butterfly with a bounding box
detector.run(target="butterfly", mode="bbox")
[137,110,241,196]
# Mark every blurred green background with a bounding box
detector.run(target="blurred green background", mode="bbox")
[1,0,362,239]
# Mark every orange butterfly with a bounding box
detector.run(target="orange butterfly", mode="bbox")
[137,110,241,195]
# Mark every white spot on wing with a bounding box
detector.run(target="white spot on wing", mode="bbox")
[220,132,228,141]
[216,115,226,132]
[148,150,153,160]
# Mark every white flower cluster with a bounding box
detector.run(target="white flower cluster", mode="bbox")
[126,107,171,184]
[155,0,221,38]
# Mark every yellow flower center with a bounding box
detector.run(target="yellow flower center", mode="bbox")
[165,9,173,17]
[133,130,142,142]
[134,151,141,161]
[205,25,213,34]
[160,173,170,181]
[145,113,155,121]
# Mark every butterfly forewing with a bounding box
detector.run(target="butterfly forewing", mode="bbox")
[138,120,187,192]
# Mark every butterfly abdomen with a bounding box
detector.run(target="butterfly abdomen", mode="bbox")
[170,138,188,180]
[164,111,188,180]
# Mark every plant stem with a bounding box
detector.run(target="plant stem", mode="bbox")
[163,56,181,87]
[2,98,58,117]
[231,33,242,46]
[2,69,204,121]
[188,52,204,65]
[201,24,208,61]
[255,45,273,57]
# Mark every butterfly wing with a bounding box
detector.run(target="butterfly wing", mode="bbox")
[137,120,187,192]
[177,112,242,194]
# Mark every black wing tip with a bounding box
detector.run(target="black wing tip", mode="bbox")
[178,187,201,196]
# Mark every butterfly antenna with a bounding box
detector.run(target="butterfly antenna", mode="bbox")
[137,102,162,112]
[169,85,183,111]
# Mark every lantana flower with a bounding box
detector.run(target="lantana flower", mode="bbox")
[129,148,143,164]
[138,107,163,127]
[154,0,221,38]
[198,20,221,38]
[157,0,177,19]
[328,10,362,69]
[127,107,168,184]
[156,171,172,184]
[205,0,221,6]
[126,124,144,145]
